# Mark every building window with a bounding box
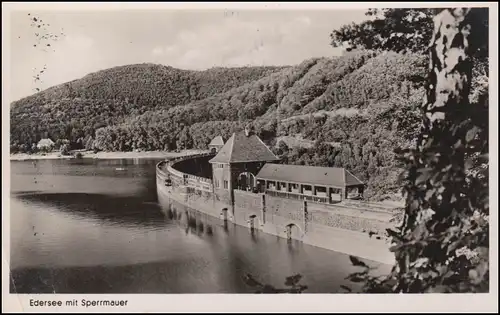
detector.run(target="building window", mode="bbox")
[280,182,288,191]
[223,180,228,189]
[303,185,312,194]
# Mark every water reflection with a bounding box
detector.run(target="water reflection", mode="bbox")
[14,192,166,229]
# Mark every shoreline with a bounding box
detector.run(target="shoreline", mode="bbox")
[9,150,208,161]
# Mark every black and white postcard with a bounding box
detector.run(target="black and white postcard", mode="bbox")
[2,2,498,313]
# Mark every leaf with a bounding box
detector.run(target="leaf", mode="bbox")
[466,126,480,143]
[346,271,368,281]
[468,269,479,281]
[465,157,474,170]
[285,274,302,287]
[340,285,352,292]
[412,257,429,268]
[349,256,369,268]
[348,275,365,283]
[425,188,436,200]
[450,194,457,204]
[415,167,432,185]
[389,244,403,252]
[386,228,402,241]
[447,240,462,255]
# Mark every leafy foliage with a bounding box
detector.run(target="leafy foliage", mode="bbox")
[330,8,488,60]
[10,64,283,148]
[343,8,489,293]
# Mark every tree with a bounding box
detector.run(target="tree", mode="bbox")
[31,143,39,153]
[84,136,94,150]
[330,8,488,60]
[347,8,489,293]
[10,144,19,154]
[331,9,434,53]
[176,127,193,151]
[60,143,71,156]
[331,8,489,100]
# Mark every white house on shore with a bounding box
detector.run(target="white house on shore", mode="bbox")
[37,138,55,151]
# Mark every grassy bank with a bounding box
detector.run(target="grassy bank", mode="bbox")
[10,149,208,161]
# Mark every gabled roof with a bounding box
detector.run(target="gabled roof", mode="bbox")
[209,131,280,164]
[256,163,364,188]
[208,136,224,146]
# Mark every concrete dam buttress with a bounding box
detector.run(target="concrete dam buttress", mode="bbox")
[156,139,398,265]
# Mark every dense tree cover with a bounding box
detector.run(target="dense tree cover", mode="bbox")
[330,8,489,109]
[273,95,423,200]
[11,98,145,149]
[10,64,283,147]
[331,9,435,54]
[330,7,489,106]
[99,50,425,142]
[330,8,488,60]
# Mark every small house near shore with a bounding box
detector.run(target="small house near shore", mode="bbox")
[37,138,55,151]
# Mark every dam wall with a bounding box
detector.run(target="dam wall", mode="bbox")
[156,155,398,264]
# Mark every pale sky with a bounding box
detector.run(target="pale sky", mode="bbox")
[9,9,369,101]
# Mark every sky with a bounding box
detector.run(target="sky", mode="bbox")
[8,9,369,101]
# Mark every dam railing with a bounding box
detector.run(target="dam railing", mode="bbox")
[265,189,329,204]
[156,152,216,191]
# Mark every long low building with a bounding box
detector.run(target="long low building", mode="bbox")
[255,163,365,204]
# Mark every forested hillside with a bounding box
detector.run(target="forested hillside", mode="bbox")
[10,64,284,147]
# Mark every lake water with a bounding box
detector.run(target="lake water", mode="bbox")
[9,158,389,293]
